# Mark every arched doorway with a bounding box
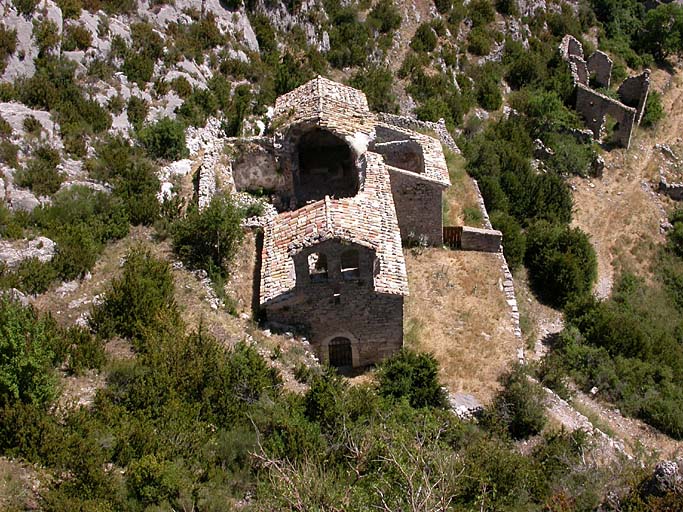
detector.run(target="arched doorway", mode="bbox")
[328,336,353,368]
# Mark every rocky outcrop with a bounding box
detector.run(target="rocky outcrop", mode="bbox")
[0,237,56,268]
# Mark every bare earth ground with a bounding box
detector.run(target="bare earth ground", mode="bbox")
[403,247,517,403]
[0,458,45,511]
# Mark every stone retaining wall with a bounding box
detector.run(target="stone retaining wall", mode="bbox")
[471,179,523,347]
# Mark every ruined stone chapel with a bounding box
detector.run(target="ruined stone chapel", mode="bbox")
[217,77,455,369]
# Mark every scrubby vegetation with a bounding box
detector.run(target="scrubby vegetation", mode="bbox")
[0,251,614,509]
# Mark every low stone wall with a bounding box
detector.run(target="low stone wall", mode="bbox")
[377,113,460,155]
[460,226,502,252]
[471,179,523,345]
[659,175,683,200]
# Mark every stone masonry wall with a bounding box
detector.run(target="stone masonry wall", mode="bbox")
[461,226,502,252]
[387,167,444,245]
[587,50,612,88]
[377,113,461,155]
[472,179,523,351]
[229,139,288,194]
[618,70,651,124]
[265,240,403,367]
[575,84,637,148]
[659,175,683,200]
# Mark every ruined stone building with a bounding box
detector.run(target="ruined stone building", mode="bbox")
[560,35,650,149]
[221,77,453,368]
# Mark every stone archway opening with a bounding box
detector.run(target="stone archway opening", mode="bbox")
[296,129,359,202]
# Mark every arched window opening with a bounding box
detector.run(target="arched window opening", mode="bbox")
[341,249,360,280]
[329,337,352,368]
[308,252,328,282]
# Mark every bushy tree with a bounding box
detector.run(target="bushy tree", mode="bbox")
[367,0,402,34]
[376,349,448,409]
[138,117,188,161]
[171,193,244,278]
[639,3,683,61]
[349,66,398,113]
[490,210,525,270]
[0,300,58,407]
[89,247,176,342]
[14,145,63,196]
[410,23,437,53]
[484,365,547,439]
[641,91,664,128]
[525,221,597,308]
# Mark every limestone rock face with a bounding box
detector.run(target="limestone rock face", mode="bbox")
[0,236,56,268]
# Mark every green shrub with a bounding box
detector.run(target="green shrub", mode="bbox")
[376,349,448,409]
[62,24,92,51]
[476,77,502,110]
[222,85,251,137]
[23,115,41,135]
[32,19,60,56]
[12,0,39,16]
[0,25,17,73]
[0,141,18,169]
[171,193,244,278]
[490,210,525,270]
[89,247,176,342]
[525,221,597,308]
[171,76,193,98]
[367,0,402,34]
[126,95,149,130]
[410,23,437,53]
[495,0,517,16]
[468,26,493,55]
[468,0,495,27]
[0,203,23,238]
[326,6,370,68]
[434,0,452,15]
[0,299,59,407]
[484,365,547,439]
[87,137,160,225]
[14,145,63,196]
[138,117,188,161]
[641,90,664,128]
[11,257,58,295]
[56,0,82,19]
[122,53,155,86]
[349,66,398,113]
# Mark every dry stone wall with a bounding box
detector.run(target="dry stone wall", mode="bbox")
[575,84,637,148]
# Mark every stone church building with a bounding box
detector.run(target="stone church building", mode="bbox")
[221,77,452,368]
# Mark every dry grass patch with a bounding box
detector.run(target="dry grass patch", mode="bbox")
[442,149,485,227]
[403,247,517,403]
[0,458,46,512]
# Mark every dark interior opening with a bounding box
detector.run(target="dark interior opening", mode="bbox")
[296,129,359,202]
[329,336,353,368]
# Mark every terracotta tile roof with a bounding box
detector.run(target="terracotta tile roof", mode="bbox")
[260,152,408,305]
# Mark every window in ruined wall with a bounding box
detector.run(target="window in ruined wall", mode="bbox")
[341,249,360,280]
[296,129,359,202]
[308,252,328,282]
